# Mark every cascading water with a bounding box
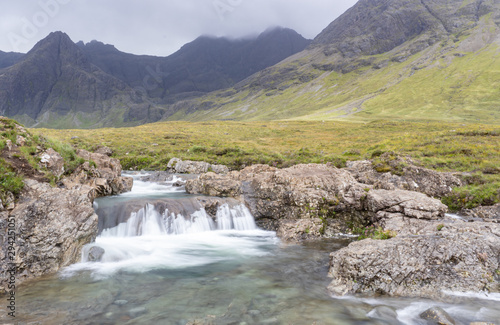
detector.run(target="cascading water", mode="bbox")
[64,174,276,278]
[4,172,500,325]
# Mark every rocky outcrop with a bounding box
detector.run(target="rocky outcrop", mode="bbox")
[347,153,462,198]
[0,179,98,292]
[61,148,133,198]
[38,148,65,177]
[186,163,447,238]
[464,203,500,223]
[328,218,500,299]
[167,158,229,175]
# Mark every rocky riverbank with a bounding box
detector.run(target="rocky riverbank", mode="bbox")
[184,155,500,301]
[0,120,133,293]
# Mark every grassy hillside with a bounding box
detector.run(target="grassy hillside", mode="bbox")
[165,15,500,124]
[36,120,500,210]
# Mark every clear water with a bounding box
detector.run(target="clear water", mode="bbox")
[2,172,499,325]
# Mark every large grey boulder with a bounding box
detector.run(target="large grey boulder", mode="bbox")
[328,220,500,299]
[0,179,98,292]
[186,164,447,236]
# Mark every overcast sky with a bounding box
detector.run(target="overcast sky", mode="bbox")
[0,0,357,56]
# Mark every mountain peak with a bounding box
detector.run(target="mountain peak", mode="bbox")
[313,0,496,57]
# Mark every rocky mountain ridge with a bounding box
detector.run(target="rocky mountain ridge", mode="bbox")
[0,28,310,128]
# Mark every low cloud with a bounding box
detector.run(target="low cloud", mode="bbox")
[0,0,357,56]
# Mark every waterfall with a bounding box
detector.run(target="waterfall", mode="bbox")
[100,203,257,238]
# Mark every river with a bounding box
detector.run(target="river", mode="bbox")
[2,173,499,324]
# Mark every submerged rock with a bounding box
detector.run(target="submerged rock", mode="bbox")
[419,307,457,325]
[368,306,400,325]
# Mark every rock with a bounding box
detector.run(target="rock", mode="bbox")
[38,148,65,177]
[328,221,500,299]
[347,153,462,198]
[15,135,26,146]
[114,300,128,306]
[128,307,147,318]
[186,164,447,238]
[140,171,173,183]
[87,246,105,262]
[5,139,12,151]
[368,306,400,325]
[0,179,98,292]
[167,158,229,174]
[62,149,133,198]
[464,204,500,223]
[365,189,447,220]
[94,146,113,156]
[420,307,457,325]
[3,191,15,210]
[109,176,134,195]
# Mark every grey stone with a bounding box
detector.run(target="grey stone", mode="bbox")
[87,246,105,262]
[420,307,458,325]
[128,307,147,318]
[368,306,401,325]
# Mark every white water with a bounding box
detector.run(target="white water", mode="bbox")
[63,176,277,279]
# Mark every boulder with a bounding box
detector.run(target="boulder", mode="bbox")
[419,307,457,325]
[327,220,500,299]
[38,148,65,177]
[87,246,105,262]
[167,158,229,174]
[61,150,133,198]
[347,153,462,198]
[186,164,447,236]
[0,179,98,292]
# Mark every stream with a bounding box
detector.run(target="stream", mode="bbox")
[2,172,499,324]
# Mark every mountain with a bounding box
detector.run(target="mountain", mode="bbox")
[0,51,24,69]
[77,27,311,101]
[0,32,154,128]
[166,0,500,123]
[0,28,310,128]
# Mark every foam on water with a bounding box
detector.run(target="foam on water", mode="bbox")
[63,175,278,278]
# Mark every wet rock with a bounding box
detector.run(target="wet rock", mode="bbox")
[419,307,458,325]
[128,307,147,318]
[140,171,173,183]
[87,246,105,262]
[328,221,500,299]
[114,300,128,306]
[368,306,400,325]
[167,158,229,174]
[0,179,98,292]
[38,148,65,177]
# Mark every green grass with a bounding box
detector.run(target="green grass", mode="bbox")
[36,120,500,210]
